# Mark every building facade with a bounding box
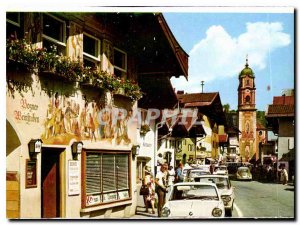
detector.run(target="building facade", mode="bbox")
[6,12,188,219]
[265,91,294,178]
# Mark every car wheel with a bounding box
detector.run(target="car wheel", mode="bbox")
[226,208,233,217]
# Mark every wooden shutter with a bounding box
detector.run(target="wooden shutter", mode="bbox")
[116,155,129,190]
[85,153,101,195]
[102,154,116,192]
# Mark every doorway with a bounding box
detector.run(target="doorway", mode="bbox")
[41,148,63,218]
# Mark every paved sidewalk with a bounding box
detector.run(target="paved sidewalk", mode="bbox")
[129,206,159,219]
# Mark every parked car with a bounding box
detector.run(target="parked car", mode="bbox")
[193,175,235,216]
[236,166,252,181]
[225,162,242,174]
[213,165,228,175]
[184,168,211,182]
[161,182,225,218]
[182,165,193,179]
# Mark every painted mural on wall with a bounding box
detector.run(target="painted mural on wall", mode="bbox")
[41,92,132,145]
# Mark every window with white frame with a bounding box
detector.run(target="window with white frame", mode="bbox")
[83,151,131,207]
[83,33,100,70]
[42,13,66,55]
[7,12,20,27]
[114,47,127,78]
[6,12,22,39]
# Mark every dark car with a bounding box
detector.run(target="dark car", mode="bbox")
[236,167,252,181]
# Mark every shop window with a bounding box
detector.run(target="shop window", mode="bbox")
[114,47,127,78]
[42,13,66,55]
[6,12,22,39]
[84,151,131,207]
[83,33,100,70]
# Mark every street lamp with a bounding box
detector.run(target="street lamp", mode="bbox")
[71,141,83,160]
[28,139,42,159]
[132,145,140,157]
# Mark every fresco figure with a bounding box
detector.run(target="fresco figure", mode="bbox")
[80,102,89,138]
[103,108,112,139]
[92,103,100,140]
[89,113,96,142]
[44,102,55,139]
[115,109,132,145]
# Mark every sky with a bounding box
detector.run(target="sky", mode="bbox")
[164,11,294,111]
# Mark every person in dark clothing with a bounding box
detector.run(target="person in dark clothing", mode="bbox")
[155,163,168,217]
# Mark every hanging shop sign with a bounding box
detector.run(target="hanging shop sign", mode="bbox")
[68,160,80,196]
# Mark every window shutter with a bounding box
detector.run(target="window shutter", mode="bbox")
[103,154,116,192]
[86,153,102,195]
[116,155,129,190]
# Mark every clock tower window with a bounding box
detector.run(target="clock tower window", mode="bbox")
[245,95,251,103]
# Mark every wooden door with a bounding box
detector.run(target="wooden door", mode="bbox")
[41,149,61,218]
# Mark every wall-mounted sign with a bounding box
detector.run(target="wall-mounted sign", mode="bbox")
[68,160,80,195]
[86,195,101,206]
[143,142,152,147]
[25,159,37,188]
[118,191,129,200]
[103,193,117,202]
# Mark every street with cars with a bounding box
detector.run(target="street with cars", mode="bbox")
[231,179,294,218]
[131,163,294,219]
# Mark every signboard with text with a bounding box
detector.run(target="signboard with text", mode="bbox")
[68,160,80,195]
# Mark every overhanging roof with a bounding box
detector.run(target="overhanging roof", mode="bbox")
[178,92,226,125]
[138,75,178,109]
[92,13,188,79]
[266,105,294,118]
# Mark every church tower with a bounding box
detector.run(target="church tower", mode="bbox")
[238,57,257,162]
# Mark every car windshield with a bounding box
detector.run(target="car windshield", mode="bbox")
[171,185,219,201]
[238,168,249,173]
[182,169,188,175]
[197,177,229,189]
[215,167,227,171]
[190,170,209,176]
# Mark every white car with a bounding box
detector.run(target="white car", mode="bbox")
[161,182,225,218]
[194,175,235,216]
[213,165,228,175]
[184,168,211,182]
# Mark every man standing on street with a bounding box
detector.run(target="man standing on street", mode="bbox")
[155,163,168,217]
[175,162,184,183]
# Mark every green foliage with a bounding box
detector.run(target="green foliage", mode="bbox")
[257,111,267,127]
[6,37,143,101]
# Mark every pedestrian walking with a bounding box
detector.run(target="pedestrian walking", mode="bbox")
[155,163,168,217]
[281,165,288,185]
[141,166,155,213]
[168,166,175,186]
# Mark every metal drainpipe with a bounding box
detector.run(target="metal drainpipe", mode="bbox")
[154,121,164,176]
